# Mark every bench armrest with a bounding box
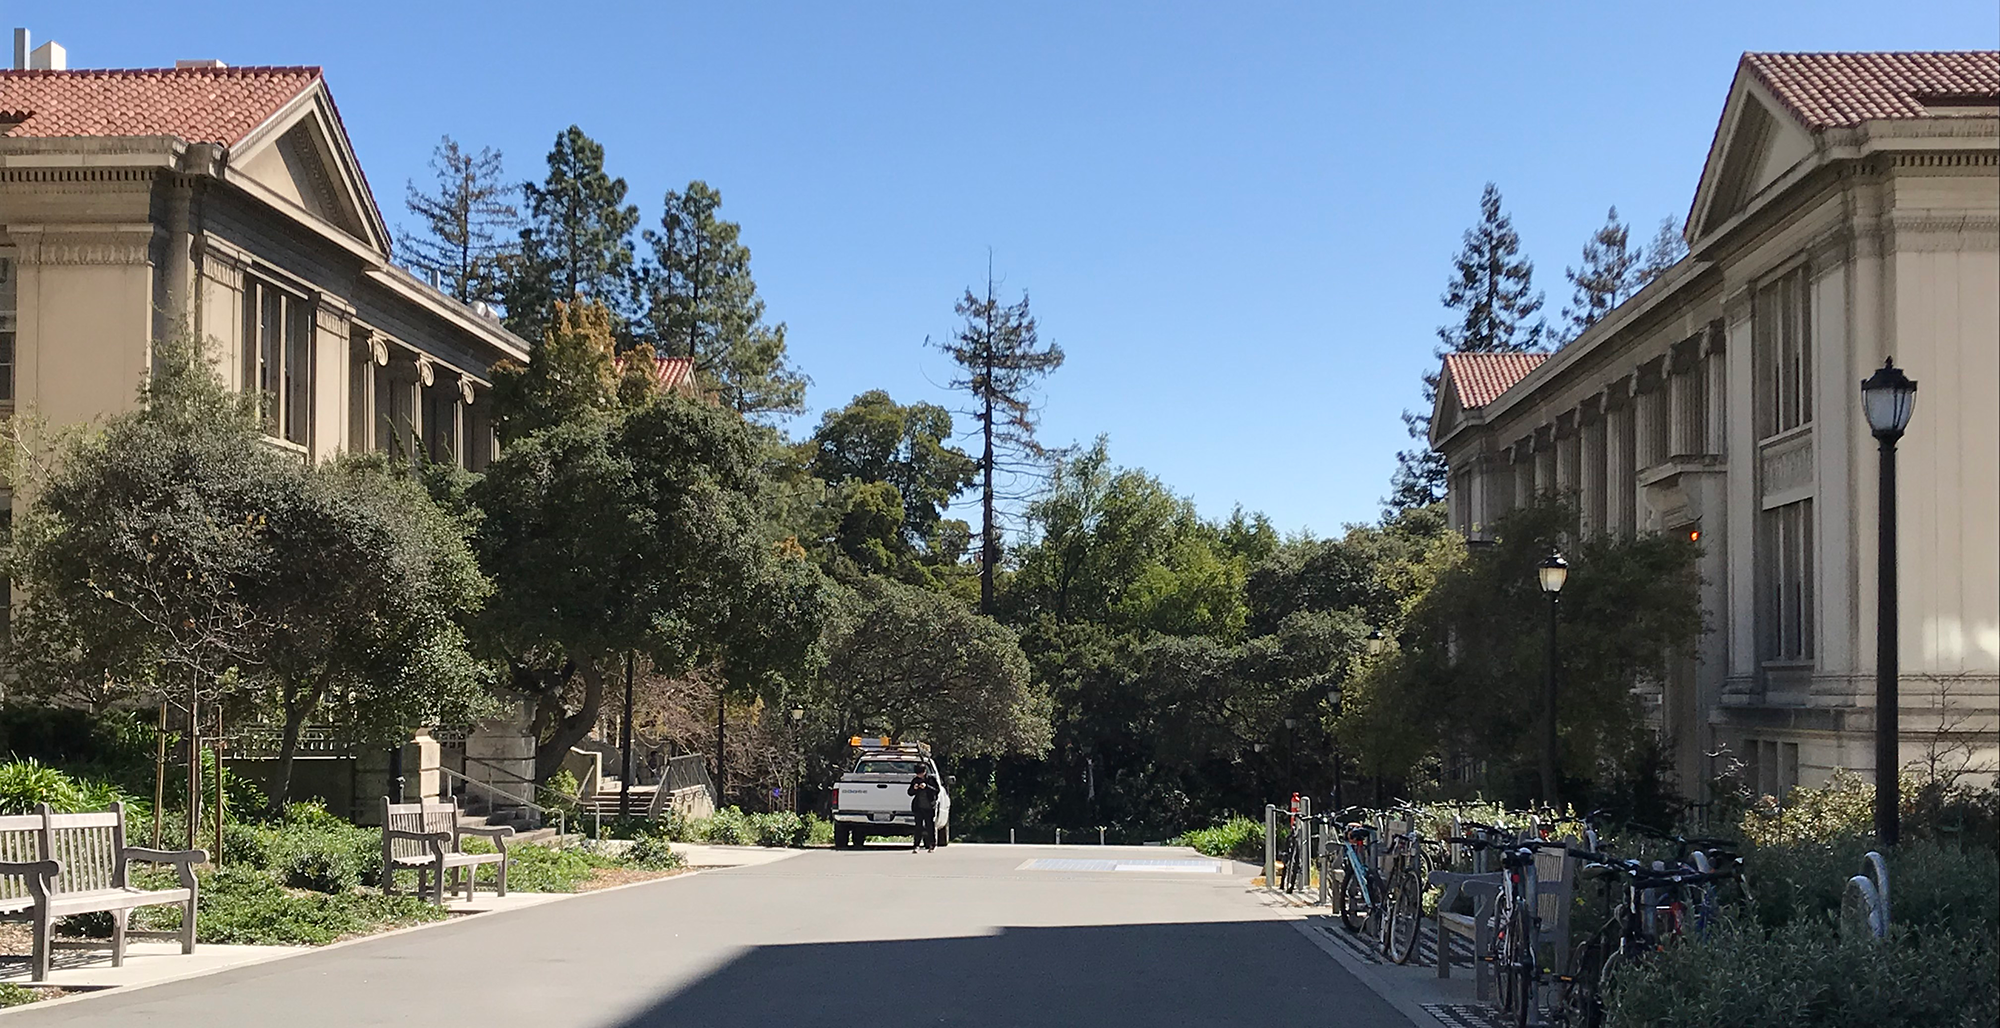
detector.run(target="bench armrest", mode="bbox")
[0,860,60,904]
[1428,870,1503,916]
[125,847,207,891]
[455,825,514,850]
[125,847,207,866]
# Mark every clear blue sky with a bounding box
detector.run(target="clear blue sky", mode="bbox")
[18,2,1999,534]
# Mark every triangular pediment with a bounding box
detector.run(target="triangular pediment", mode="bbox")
[229,86,390,256]
[1430,371,1465,447]
[1689,68,1822,245]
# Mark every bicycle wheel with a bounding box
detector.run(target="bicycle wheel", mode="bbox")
[1493,906,1519,1015]
[1386,866,1423,964]
[1340,863,1369,932]
[1509,902,1537,1028]
[1558,934,1609,1028]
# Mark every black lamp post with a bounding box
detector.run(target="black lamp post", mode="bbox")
[1327,685,1344,811]
[1537,551,1569,808]
[789,706,806,814]
[1284,717,1299,797]
[1861,358,1917,846]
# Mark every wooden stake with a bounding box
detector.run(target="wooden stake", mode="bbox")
[153,701,168,849]
[213,707,226,867]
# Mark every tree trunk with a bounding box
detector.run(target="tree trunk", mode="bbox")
[271,674,330,812]
[533,657,606,782]
[979,354,997,615]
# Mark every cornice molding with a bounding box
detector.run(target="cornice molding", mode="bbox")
[7,225,153,266]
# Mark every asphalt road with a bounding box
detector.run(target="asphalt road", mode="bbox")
[13,843,1413,1027]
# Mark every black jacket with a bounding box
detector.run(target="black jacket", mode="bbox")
[908,776,938,814]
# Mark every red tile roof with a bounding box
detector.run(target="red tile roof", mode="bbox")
[1443,352,1549,410]
[1743,51,1999,129]
[612,354,699,396]
[0,66,320,145]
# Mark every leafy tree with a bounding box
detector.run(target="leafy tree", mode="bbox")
[2,335,490,807]
[1343,497,1701,805]
[643,181,807,418]
[469,393,829,781]
[489,299,622,443]
[816,576,1050,759]
[1633,216,1688,289]
[807,390,976,556]
[931,273,1065,614]
[1392,184,1545,512]
[500,126,640,344]
[250,454,490,804]
[3,334,281,721]
[400,137,518,304]
[1559,206,1640,344]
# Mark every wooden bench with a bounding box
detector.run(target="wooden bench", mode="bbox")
[1430,869,1503,998]
[0,803,205,982]
[381,799,513,905]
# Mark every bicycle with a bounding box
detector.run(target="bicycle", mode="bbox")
[1323,808,1388,943]
[1554,849,1741,1028]
[1375,806,1432,964]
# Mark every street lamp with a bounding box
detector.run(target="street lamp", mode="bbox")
[1366,629,1387,656]
[1327,685,1345,811]
[1861,358,1917,846]
[788,706,806,815]
[1537,550,1569,808]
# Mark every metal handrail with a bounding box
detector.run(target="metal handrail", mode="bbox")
[437,765,565,840]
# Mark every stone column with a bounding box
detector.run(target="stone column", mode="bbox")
[1580,404,1606,534]
[1605,394,1634,536]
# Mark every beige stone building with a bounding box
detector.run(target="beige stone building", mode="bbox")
[1430,52,1998,798]
[0,59,528,474]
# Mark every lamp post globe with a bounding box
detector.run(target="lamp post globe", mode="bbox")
[1538,551,1569,594]
[1861,359,1918,441]
[1366,628,1387,656]
[1861,358,1916,846]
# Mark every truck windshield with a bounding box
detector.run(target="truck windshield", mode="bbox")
[853,759,925,776]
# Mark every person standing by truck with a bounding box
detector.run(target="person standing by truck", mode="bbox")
[907,766,939,852]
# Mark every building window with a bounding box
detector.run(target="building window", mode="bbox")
[0,254,16,403]
[1755,266,1812,440]
[244,279,314,447]
[1760,499,1814,662]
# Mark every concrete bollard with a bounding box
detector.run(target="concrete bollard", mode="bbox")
[1010,828,1016,845]
[1099,827,1106,845]
[1055,828,1062,846]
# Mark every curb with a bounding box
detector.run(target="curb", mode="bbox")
[0,866,713,1018]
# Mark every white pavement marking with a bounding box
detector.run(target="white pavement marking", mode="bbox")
[1016,857,1228,873]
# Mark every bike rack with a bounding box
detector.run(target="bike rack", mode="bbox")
[1847,850,1891,939]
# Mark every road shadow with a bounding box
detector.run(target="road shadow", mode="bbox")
[607,919,1408,1028]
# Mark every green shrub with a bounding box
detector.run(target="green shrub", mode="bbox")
[220,806,379,892]
[1605,916,1998,1028]
[542,770,585,827]
[0,982,39,1007]
[460,838,615,893]
[1742,836,1997,937]
[805,814,834,847]
[626,832,685,870]
[1175,816,1265,862]
[750,810,808,848]
[703,806,753,845]
[124,867,446,946]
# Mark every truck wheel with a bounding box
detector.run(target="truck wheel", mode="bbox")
[834,825,850,849]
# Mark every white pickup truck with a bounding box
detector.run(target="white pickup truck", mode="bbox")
[830,740,951,849]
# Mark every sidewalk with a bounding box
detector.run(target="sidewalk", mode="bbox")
[1264,889,1508,1028]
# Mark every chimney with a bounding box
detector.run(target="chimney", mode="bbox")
[176,59,227,69]
[29,41,64,70]
[12,28,26,70]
